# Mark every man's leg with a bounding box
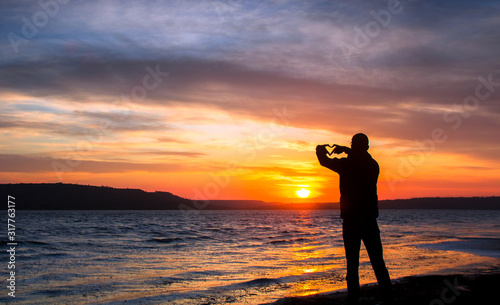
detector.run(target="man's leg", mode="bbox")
[343,220,361,303]
[361,218,394,303]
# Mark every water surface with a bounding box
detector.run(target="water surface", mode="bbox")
[1,209,499,304]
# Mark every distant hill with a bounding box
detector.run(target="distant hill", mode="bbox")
[378,197,500,210]
[0,183,191,210]
[1,183,499,210]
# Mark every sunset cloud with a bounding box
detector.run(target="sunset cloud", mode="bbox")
[1,0,499,201]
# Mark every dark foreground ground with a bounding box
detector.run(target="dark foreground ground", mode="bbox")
[266,269,500,305]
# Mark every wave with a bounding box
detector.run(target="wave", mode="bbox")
[268,237,313,244]
[239,277,282,287]
[147,235,213,244]
[148,237,184,243]
[417,237,500,258]
[0,240,49,245]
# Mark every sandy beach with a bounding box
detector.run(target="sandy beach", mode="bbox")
[266,264,500,305]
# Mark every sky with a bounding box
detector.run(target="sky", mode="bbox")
[1,0,499,203]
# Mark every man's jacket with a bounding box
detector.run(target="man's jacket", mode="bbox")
[317,147,379,219]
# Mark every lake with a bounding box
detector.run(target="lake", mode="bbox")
[1,209,499,304]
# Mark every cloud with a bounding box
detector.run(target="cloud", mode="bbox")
[131,151,205,157]
[0,110,174,137]
[0,154,186,173]
[1,54,498,157]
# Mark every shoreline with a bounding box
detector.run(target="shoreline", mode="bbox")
[264,264,500,305]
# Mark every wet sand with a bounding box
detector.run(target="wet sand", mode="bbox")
[265,265,500,305]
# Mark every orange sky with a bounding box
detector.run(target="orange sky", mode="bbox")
[1,94,499,203]
[1,1,500,203]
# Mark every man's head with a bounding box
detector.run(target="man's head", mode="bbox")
[351,133,369,151]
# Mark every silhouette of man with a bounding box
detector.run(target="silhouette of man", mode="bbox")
[316,133,394,305]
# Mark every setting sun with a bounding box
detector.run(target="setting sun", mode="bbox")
[296,189,311,198]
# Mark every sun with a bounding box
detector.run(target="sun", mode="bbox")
[296,188,310,198]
